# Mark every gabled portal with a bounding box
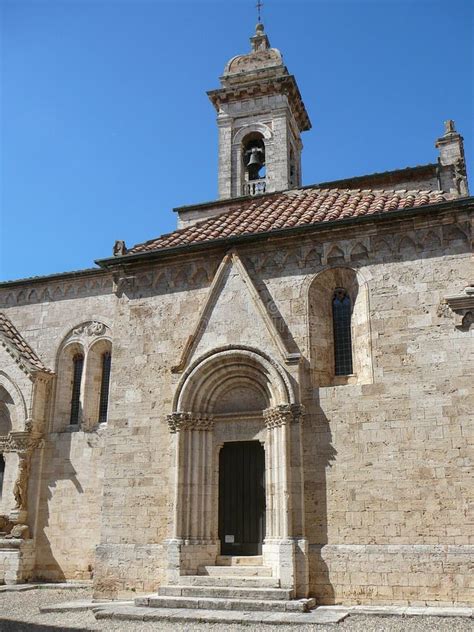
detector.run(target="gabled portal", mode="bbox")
[166,346,309,597]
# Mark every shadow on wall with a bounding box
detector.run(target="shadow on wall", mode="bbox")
[300,357,337,604]
[33,426,85,583]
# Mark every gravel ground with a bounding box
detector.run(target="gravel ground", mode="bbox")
[0,588,472,632]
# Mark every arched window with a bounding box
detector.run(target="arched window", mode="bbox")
[70,353,84,425]
[0,455,5,498]
[332,288,353,376]
[98,351,111,424]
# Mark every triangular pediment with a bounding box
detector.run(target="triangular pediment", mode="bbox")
[172,250,300,373]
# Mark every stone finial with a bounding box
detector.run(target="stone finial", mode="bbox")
[444,119,456,135]
[251,22,271,52]
[113,240,127,257]
[435,120,469,196]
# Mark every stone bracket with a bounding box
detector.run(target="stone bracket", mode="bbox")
[443,286,474,329]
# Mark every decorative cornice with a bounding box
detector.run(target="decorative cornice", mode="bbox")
[263,404,304,429]
[167,413,215,433]
[208,75,311,132]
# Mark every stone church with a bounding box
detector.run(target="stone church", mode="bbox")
[0,23,472,609]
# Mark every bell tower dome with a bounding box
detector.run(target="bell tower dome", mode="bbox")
[208,23,311,199]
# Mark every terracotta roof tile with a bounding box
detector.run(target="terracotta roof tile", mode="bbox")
[128,186,447,255]
[0,313,52,374]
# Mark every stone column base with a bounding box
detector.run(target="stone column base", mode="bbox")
[0,538,35,585]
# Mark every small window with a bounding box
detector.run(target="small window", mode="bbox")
[0,455,5,498]
[333,288,353,376]
[98,351,111,424]
[70,353,84,425]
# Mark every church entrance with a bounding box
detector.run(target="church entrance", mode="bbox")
[218,441,265,556]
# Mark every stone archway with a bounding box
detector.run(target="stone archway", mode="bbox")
[166,347,308,595]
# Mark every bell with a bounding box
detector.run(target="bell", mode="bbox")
[247,147,264,168]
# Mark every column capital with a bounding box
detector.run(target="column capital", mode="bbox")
[167,412,214,434]
[263,404,304,429]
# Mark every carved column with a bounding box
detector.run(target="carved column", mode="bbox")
[263,404,307,595]
[166,413,217,580]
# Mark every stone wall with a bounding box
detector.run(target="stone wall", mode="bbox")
[0,206,471,604]
[0,279,114,581]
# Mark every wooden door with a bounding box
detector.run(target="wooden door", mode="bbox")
[218,441,265,556]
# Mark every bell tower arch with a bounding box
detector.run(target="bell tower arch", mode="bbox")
[208,23,311,199]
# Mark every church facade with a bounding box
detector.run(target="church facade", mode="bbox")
[0,24,472,608]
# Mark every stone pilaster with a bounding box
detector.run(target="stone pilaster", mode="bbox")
[166,413,218,581]
[262,404,308,596]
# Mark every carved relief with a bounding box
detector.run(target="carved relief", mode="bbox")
[72,321,106,337]
[13,453,30,511]
[64,321,111,348]
[167,412,214,433]
[263,404,304,429]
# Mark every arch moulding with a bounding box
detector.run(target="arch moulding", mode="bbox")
[173,345,296,414]
[232,123,273,145]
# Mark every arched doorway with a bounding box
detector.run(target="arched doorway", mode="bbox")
[166,347,308,594]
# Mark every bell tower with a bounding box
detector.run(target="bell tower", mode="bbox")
[208,23,311,199]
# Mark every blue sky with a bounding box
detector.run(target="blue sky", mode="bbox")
[1,0,472,281]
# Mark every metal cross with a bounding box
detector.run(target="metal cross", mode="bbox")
[256,0,264,23]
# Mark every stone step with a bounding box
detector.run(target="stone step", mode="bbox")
[216,555,263,566]
[179,575,280,588]
[158,585,292,601]
[135,595,316,613]
[199,565,272,577]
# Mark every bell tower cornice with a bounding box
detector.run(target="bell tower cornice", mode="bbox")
[208,74,311,134]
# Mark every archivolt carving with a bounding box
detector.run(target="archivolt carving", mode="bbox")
[173,346,296,414]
